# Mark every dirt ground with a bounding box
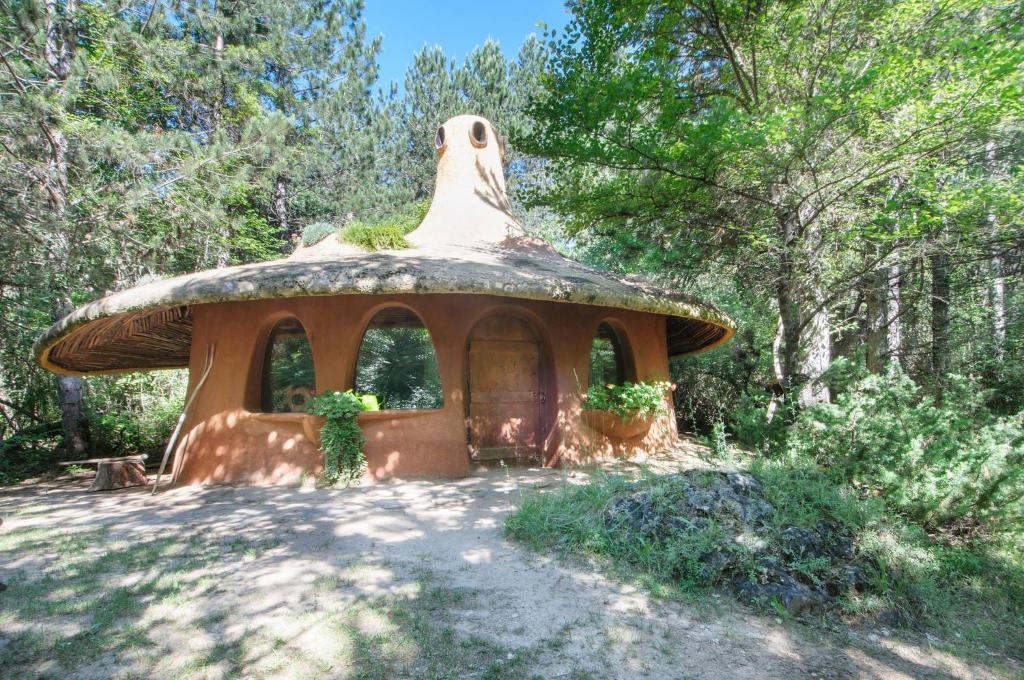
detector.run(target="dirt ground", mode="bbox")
[0,446,1017,679]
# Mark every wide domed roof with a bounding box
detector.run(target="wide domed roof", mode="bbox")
[36,115,734,375]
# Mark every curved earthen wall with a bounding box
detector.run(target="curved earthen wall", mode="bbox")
[171,293,677,486]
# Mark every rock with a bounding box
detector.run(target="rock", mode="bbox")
[726,471,762,495]
[827,564,868,595]
[699,549,735,578]
[817,521,856,560]
[603,468,864,616]
[780,526,824,559]
[732,564,830,616]
[878,607,916,629]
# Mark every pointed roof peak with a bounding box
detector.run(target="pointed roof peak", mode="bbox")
[407,114,526,248]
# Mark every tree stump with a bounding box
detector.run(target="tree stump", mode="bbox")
[88,460,149,492]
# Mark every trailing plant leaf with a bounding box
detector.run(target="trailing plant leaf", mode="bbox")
[308,390,369,486]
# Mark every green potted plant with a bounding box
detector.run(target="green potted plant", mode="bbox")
[580,380,672,438]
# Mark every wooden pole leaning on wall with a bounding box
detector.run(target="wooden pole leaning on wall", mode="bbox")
[152,343,216,495]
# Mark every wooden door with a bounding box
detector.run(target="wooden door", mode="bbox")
[467,315,544,462]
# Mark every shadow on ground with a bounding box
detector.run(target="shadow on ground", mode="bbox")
[0,458,1016,679]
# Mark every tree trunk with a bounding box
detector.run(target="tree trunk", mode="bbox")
[777,241,802,393]
[985,140,1006,363]
[775,204,830,408]
[273,175,289,238]
[57,376,89,458]
[212,12,231,268]
[930,250,950,379]
[45,0,89,458]
[799,283,831,408]
[991,250,1007,363]
[884,250,902,373]
[766,315,784,423]
[864,265,884,372]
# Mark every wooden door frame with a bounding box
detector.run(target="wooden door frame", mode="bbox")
[463,307,553,462]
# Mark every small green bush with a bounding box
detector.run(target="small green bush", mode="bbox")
[301,221,337,246]
[0,423,63,483]
[583,380,670,418]
[308,390,369,485]
[340,222,409,251]
[336,199,428,252]
[789,360,1024,530]
[708,420,729,457]
[728,391,793,452]
[379,198,430,233]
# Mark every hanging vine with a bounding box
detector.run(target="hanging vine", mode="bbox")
[308,390,369,485]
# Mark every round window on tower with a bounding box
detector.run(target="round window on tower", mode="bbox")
[434,125,446,151]
[470,120,488,148]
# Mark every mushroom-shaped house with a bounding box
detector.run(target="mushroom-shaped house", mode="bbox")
[35,115,735,485]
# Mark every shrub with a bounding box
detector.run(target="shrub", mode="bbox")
[377,198,430,233]
[301,221,337,246]
[789,360,1024,530]
[340,222,409,251]
[728,391,793,452]
[582,380,671,418]
[86,372,186,459]
[336,199,428,252]
[308,390,369,485]
[708,420,729,457]
[0,423,63,483]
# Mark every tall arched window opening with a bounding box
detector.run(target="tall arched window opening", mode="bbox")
[589,322,632,387]
[261,319,316,413]
[355,307,443,410]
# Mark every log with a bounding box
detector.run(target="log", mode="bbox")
[60,455,147,466]
[88,460,149,492]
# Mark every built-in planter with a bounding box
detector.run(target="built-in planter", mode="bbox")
[580,408,655,439]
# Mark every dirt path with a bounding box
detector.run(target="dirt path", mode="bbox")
[0,457,1015,679]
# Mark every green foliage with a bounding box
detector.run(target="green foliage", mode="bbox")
[788,361,1024,530]
[338,200,429,251]
[727,392,793,452]
[708,421,729,458]
[340,223,410,251]
[525,0,1022,408]
[301,221,337,247]
[86,372,186,458]
[0,423,63,484]
[507,460,1024,659]
[307,390,369,486]
[582,380,670,418]
[265,327,316,413]
[354,327,443,410]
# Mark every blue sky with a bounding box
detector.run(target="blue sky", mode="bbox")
[363,0,571,91]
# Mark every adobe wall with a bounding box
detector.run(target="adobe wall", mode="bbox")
[171,293,678,486]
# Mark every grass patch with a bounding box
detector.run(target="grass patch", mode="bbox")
[505,457,1024,664]
[341,222,410,251]
[337,199,428,252]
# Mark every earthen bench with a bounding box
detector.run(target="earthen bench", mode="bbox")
[59,455,149,492]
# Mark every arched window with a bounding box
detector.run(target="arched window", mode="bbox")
[589,322,631,387]
[355,307,443,410]
[261,319,316,413]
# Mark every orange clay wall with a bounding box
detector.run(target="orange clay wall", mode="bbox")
[171,294,678,486]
